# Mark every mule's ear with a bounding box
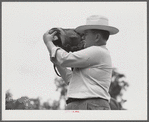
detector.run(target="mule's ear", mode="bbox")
[57,28,68,45]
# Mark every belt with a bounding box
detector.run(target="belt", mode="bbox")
[66,97,107,104]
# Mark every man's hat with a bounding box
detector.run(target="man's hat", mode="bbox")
[75,15,119,35]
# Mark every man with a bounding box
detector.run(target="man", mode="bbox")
[43,15,119,110]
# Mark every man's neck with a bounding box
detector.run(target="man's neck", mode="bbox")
[96,39,107,46]
[96,42,106,46]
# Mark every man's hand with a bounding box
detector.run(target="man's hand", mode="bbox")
[43,30,58,56]
[43,30,57,45]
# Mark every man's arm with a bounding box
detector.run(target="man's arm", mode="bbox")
[43,31,72,84]
[54,47,100,68]
[43,30,98,68]
[43,30,58,57]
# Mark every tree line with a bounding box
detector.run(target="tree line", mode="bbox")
[6,68,129,110]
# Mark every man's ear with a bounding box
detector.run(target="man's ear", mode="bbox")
[95,33,101,42]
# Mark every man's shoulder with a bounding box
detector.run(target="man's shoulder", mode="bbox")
[86,46,99,50]
[77,46,109,56]
[86,46,108,52]
[83,46,99,53]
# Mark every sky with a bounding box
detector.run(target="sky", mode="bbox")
[2,2,147,120]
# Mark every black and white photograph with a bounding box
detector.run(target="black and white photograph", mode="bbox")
[2,1,147,120]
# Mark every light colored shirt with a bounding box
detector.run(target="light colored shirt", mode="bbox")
[50,45,112,101]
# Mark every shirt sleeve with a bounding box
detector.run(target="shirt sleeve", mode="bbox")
[50,46,73,83]
[51,46,100,68]
[50,46,61,58]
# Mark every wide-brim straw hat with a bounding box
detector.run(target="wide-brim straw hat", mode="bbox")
[75,15,119,35]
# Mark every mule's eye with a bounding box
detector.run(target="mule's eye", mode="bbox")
[81,34,85,40]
